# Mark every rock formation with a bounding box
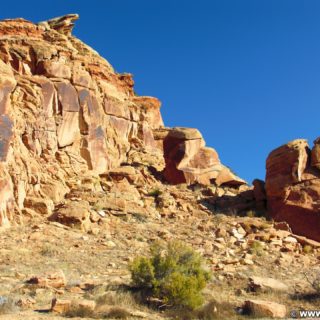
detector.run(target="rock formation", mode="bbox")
[0,13,320,320]
[0,15,245,227]
[265,138,320,241]
[154,127,245,186]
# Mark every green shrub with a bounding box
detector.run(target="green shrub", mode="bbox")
[249,241,264,256]
[130,257,155,289]
[303,245,313,254]
[246,210,266,218]
[147,188,162,197]
[246,210,256,218]
[129,241,211,310]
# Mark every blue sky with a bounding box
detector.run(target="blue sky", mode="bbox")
[1,1,320,183]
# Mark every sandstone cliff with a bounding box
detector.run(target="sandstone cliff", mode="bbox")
[0,14,320,320]
[265,138,320,241]
[0,14,245,228]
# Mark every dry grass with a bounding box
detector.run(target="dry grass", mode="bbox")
[64,305,95,318]
[0,207,319,319]
[166,299,241,320]
[99,306,131,319]
[95,290,139,309]
[196,300,240,320]
[62,290,143,319]
[40,243,60,257]
[91,289,145,319]
[0,297,18,315]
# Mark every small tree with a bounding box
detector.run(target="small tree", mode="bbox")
[129,241,211,310]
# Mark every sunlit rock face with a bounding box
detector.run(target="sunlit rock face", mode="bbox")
[0,14,245,226]
[154,127,245,186]
[265,138,320,241]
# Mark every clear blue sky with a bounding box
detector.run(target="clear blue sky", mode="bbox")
[1,1,320,183]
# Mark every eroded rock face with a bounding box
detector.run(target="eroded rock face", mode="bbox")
[265,138,320,241]
[0,14,245,227]
[154,127,245,186]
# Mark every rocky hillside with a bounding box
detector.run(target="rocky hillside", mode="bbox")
[0,14,320,320]
[0,14,246,229]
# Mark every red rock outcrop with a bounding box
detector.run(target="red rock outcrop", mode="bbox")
[154,127,245,186]
[265,138,320,241]
[0,14,245,227]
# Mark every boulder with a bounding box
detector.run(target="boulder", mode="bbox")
[16,297,36,309]
[51,298,96,314]
[248,276,289,292]
[27,270,66,289]
[49,201,92,231]
[51,298,71,314]
[24,197,54,215]
[243,299,287,318]
[155,127,245,186]
[101,166,138,183]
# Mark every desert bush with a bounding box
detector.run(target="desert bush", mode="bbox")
[246,209,267,218]
[303,245,313,254]
[129,241,211,310]
[246,210,256,218]
[40,243,60,257]
[147,188,162,197]
[249,241,264,256]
